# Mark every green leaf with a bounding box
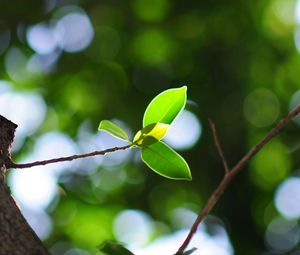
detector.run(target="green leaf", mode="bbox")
[98,120,129,141]
[132,122,169,146]
[141,141,192,180]
[99,241,135,255]
[143,86,187,127]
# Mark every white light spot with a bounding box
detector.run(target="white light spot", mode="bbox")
[55,12,94,52]
[0,80,11,92]
[9,167,57,211]
[265,218,300,252]
[0,91,46,150]
[114,210,154,246]
[96,130,131,168]
[32,132,79,175]
[76,121,106,174]
[27,23,58,54]
[164,110,202,150]
[9,132,78,211]
[131,228,233,255]
[295,0,300,23]
[22,208,53,240]
[275,177,300,219]
[0,92,46,134]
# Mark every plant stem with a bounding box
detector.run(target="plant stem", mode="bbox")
[208,119,229,173]
[175,104,300,255]
[7,145,131,169]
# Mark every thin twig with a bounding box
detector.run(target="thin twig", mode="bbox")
[208,119,229,173]
[175,104,300,255]
[6,145,131,169]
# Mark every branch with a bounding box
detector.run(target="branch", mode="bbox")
[175,104,300,255]
[7,145,131,169]
[208,119,229,173]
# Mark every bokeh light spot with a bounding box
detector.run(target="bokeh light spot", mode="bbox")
[27,51,60,74]
[263,0,296,36]
[87,26,120,62]
[170,207,197,229]
[96,131,131,168]
[132,0,170,22]
[244,88,280,127]
[271,0,296,26]
[275,177,300,219]
[295,0,300,23]
[0,80,11,92]
[22,209,53,240]
[250,141,291,190]
[175,13,204,40]
[294,27,300,53]
[55,12,94,52]
[113,210,153,246]
[32,132,79,174]
[164,110,202,150]
[9,132,78,212]
[265,218,300,252]
[132,227,233,255]
[5,47,31,81]
[27,23,58,54]
[97,168,126,191]
[133,29,175,65]
[0,90,47,149]
[9,167,58,211]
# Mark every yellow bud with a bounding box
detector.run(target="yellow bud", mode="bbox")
[133,123,169,146]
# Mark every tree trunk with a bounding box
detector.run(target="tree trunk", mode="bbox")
[0,115,50,255]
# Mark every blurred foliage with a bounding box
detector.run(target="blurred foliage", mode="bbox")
[1,0,300,254]
[99,241,135,255]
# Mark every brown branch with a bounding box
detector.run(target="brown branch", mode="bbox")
[7,145,131,169]
[208,119,229,173]
[175,104,300,255]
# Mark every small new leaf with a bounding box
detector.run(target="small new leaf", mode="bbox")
[141,141,192,180]
[98,120,129,141]
[143,86,187,127]
[132,122,169,146]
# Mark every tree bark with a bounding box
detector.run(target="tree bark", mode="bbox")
[0,115,50,255]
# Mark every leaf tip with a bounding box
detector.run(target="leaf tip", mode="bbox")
[98,119,130,141]
[179,170,192,181]
[181,85,187,91]
[186,174,192,181]
[178,85,187,95]
[98,120,105,130]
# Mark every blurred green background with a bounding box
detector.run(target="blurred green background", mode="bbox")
[1,0,300,254]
